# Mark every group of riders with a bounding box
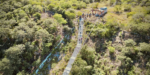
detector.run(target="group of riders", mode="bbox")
[78,11,103,44]
[79,10,103,20]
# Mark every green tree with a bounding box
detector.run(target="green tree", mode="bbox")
[108,46,115,54]
[77,11,82,17]
[0,58,11,74]
[33,12,41,21]
[12,23,34,42]
[63,25,71,34]
[132,13,145,23]
[71,57,91,75]
[48,4,55,11]
[65,11,75,19]
[14,2,22,8]
[4,44,25,75]
[35,29,53,42]
[139,43,150,52]
[114,5,122,13]
[80,46,96,65]
[26,21,36,28]
[124,39,136,47]
[53,13,67,25]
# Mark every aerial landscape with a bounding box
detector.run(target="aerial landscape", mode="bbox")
[0,0,150,75]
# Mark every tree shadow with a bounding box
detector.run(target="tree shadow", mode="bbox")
[110,53,116,61]
[94,38,107,56]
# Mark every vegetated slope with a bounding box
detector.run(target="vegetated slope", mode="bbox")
[0,0,87,75]
[70,0,150,75]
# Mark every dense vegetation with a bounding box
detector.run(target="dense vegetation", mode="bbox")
[0,0,150,75]
[70,0,150,75]
[0,0,86,74]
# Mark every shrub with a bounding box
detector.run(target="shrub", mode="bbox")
[132,13,145,23]
[77,11,82,17]
[33,12,41,21]
[139,43,150,52]
[27,21,36,28]
[76,2,86,9]
[145,15,150,23]
[128,71,134,75]
[113,44,122,51]
[114,5,122,13]
[145,7,150,14]
[146,2,150,6]
[124,5,131,12]
[71,57,88,75]
[51,63,57,69]
[48,4,55,11]
[127,12,136,18]
[53,13,67,24]
[83,0,90,4]
[63,26,71,32]
[117,55,126,61]
[32,5,43,13]
[110,0,116,6]
[61,3,71,9]
[18,9,27,19]
[14,2,23,8]
[21,0,30,5]
[108,46,115,54]
[111,70,119,75]
[124,39,136,47]
[65,11,75,19]
[80,46,96,65]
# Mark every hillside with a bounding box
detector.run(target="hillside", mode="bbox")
[0,0,150,75]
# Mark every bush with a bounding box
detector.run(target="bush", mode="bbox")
[27,21,36,28]
[18,9,27,19]
[145,7,150,14]
[110,0,116,6]
[65,11,75,19]
[32,5,43,13]
[48,4,55,11]
[77,11,82,17]
[111,70,119,75]
[80,46,96,65]
[61,3,71,9]
[114,5,122,13]
[108,46,115,54]
[33,12,41,21]
[124,39,136,47]
[14,2,23,8]
[139,43,150,52]
[127,12,136,18]
[128,71,134,75]
[145,15,150,23]
[71,58,88,75]
[76,2,87,9]
[83,0,90,4]
[64,54,70,62]
[21,0,30,5]
[51,63,57,69]
[132,13,145,23]
[53,13,67,24]
[146,2,150,6]
[63,26,71,33]
[124,5,131,12]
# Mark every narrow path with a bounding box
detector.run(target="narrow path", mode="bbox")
[63,18,84,75]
